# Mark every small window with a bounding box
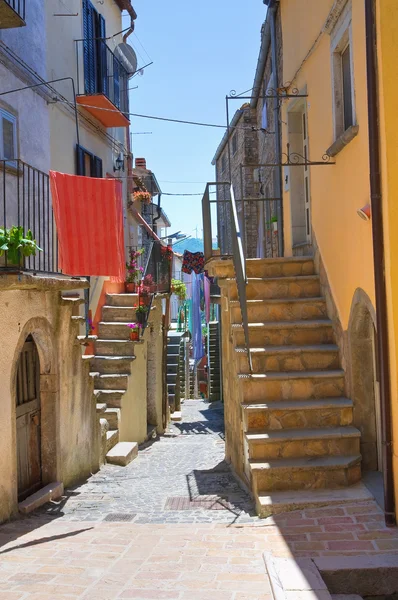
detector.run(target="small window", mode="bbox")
[331,2,355,140]
[0,109,17,164]
[341,44,353,131]
[76,144,103,177]
[232,133,237,155]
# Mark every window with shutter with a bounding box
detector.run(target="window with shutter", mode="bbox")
[113,57,120,109]
[0,109,17,166]
[97,14,108,96]
[76,144,103,177]
[82,0,97,95]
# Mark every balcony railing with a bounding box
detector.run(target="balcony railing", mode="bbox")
[0,160,59,274]
[75,38,130,128]
[0,0,26,28]
[143,241,172,294]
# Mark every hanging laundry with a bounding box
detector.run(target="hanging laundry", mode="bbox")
[191,272,204,360]
[182,250,205,275]
[204,276,211,324]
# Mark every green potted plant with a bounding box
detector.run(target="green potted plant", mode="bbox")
[135,304,149,325]
[271,215,278,232]
[125,247,144,293]
[171,279,187,301]
[0,226,42,268]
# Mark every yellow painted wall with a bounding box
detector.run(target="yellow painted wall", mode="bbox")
[280,0,375,329]
[377,0,398,514]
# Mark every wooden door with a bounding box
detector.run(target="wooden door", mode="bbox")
[16,337,42,501]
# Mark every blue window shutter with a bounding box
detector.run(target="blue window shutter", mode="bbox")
[76,144,85,175]
[97,14,108,96]
[83,0,97,94]
[113,57,120,108]
[92,156,103,178]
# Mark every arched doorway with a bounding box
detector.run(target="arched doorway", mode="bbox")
[16,335,42,501]
[348,290,382,473]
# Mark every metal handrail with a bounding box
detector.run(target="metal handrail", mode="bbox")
[5,0,25,20]
[202,182,253,373]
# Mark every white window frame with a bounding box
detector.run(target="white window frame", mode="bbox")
[0,108,17,166]
[330,1,356,141]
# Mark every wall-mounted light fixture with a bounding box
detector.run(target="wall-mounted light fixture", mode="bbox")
[113,153,125,173]
[357,203,371,221]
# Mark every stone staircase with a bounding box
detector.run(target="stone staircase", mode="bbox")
[91,293,140,466]
[208,321,221,401]
[231,257,362,516]
[166,331,184,415]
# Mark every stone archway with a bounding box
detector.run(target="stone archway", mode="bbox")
[11,317,59,500]
[348,289,381,472]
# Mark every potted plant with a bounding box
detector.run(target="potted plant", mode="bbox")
[136,304,149,325]
[133,190,152,204]
[171,279,187,301]
[125,248,144,293]
[141,273,156,294]
[271,215,278,232]
[126,322,141,341]
[0,226,42,268]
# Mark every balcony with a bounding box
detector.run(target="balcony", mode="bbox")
[0,0,26,28]
[75,38,130,128]
[0,160,59,274]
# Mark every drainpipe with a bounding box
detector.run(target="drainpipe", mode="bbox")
[153,193,162,235]
[365,0,395,526]
[267,0,284,256]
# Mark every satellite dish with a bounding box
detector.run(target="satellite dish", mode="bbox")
[115,43,138,78]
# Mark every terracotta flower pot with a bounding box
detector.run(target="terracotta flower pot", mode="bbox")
[125,282,136,293]
[130,329,140,341]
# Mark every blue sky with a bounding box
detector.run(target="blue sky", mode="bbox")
[123,1,266,238]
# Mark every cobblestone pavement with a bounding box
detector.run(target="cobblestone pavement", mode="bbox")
[38,399,258,525]
[0,399,394,599]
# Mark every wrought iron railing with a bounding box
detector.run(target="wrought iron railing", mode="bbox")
[202,182,252,372]
[0,160,59,274]
[4,0,25,20]
[142,240,172,294]
[75,38,129,116]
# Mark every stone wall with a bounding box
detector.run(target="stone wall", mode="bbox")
[0,275,98,523]
[146,296,166,434]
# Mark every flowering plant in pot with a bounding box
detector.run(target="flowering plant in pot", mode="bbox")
[160,245,173,262]
[141,273,156,295]
[133,190,151,204]
[126,322,142,341]
[125,248,144,293]
[135,304,148,325]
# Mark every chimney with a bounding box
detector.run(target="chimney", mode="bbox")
[135,158,147,169]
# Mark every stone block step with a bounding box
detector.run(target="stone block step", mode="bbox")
[242,397,353,431]
[106,293,139,307]
[167,354,179,365]
[250,455,361,493]
[234,319,335,347]
[94,389,125,408]
[167,373,177,382]
[167,364,178,374]
[103,408,120,430]
[237,344,340,374]
[230,275,321,301]
[255,482,373,517]
[95,339,136,356]
[94,373,129,391]
[241,370,345,402]
[18,482,64,515]
[106,441,138,466]
[96,403,107,414]
[102,306,136,322]
[246,426,360,460]
[217,257,315,279]
[90,356,135,375]
[231,297,328,324]
[106,429,119,453]
[98,322,132,340]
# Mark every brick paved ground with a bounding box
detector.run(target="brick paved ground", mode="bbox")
[0,399,395,599]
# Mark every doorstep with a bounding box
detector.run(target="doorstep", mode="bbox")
[18,482,64,514]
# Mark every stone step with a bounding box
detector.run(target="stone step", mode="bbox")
[103,408,121,430]
[242,397,353,431]
[167,373,177,382]
[250,455,361,493]
[96,403,107,414]
[95,339,136,356]
[255,482,373,518]
[241,370,345,402]
[106,429,119,453]
[106,293,139,307]
[94,373,129,391]
[90,356,135,375]
[246,426,361,461]
[94,389,125,409]
[106,441,138,466]
[102,306,136,322]
[167,354,180,365]
[230,275,321,301]
[231,297,328,324]
[234,319,335,347]
[237,344,340,374]
[167,364,178,374]
[218,257,315,278]
[98,322,132,340]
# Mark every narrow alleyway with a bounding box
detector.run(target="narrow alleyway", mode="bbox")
[0,399,391,600]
